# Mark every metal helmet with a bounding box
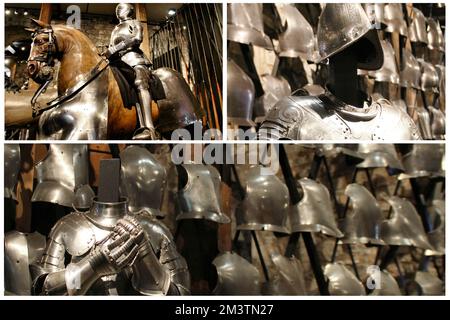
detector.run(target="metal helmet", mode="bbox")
[289,178,343,238]
[429,106,446,140]
[4,144,21,201]
[31,144,90,208]
[409,8,428,44]
[277,4,316,61]
[317,4,383,70]
[425,199,445,256]
[340,184,385,245]
[324,263,365,296]
[4,231,46,295]
[116,3,134,22]
[355,144,404,173]
[367,40,400,84]
[120,145,167,218]
[400,50,421,89]
[212,252,261,295]
[227,3,273,49]
[382,4,408,36]
[414,271,443,295]
[263,253,307,295]
[427,18,445,52]
[236,166,290,234]
[367,269,401,296]
[177,163,230,224]
[398,144,445,180]
[380,196,432,250]
[227,59,256,127]
[418,59,439,93]
[73,184,95,210]
[254,74,291,123]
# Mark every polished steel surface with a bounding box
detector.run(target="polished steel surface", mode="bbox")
[418,59,439,93]
[355,144,404,172]
[429,106,445,140]
[427,18,445,52]
[409,8,428,44]
[425,199,445,256]
[324,263,365,295]
[398,144,445,179]
[382,4,408,36]
[400,50,421,89]
[416,107,433,140]
[263,253,307,295]
[4,144,21,200]
[368,40,399,84]
[415,271,443,295]
[368,270,401,296]
[254,74,291,123]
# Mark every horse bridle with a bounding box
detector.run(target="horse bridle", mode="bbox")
[28,26,58,65]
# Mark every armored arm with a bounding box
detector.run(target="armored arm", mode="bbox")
[106,21,144,58]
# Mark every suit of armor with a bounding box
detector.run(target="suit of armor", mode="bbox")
[31,198,190,295]
[106,3,155,140]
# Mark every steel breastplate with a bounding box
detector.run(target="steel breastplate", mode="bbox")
[212,252,261,295]
[355,144,404,173]
[382,4,408,36]
[177,164,230,224]
[32,144,90,207]
[429,107,445,140]
[290,178,343,238]
[263,254,307,295]
[340,184,384,245]
[4,144,21,201]
[5,231,46,295]
[418,59,439,93]
[400,50,421,89]
[237,166,290,234]
[324,263,365,295]
[120,145,167,218]
[427,19,444,52]
[408,8,428,44]
[380,196,432,250]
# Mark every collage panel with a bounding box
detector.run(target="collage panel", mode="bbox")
[227,3,445,141]
[5,3,223,141]
[4,143,445,296]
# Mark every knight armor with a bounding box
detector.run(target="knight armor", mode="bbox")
[5,231,46,295]
[324,263,365,296]
[227,3,273,49]
[176,164,230,224]
[212,252,261,295]
[427,18,445,52]
[236,166,290,234]
[380,196,432,250]
[382,4,408,36]
[254,74,291,123]
[258,90,421,141]
[367,270,401,296]
[317,4,383,70]
[429,106,445,140]
[355,144,404,173]
[31,198,190,295]
[31,144,94,208]
[408,8,428,45]
[120,145,167,218]
[340,184,385,245]
[416,107,433,140]
[400,50,421,89]
[418,59,439,93]
[227,59,256,127]
[276,4,316,61]
[398,144,445,180]
[368,40,400,85]
[107,3,155,139]
[4,144,21,201]
[263,253,307,295]
[414,271,443,295]
[289,178,343,238]
[425,200,445,256]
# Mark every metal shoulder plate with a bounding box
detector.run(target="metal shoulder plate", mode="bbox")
[237,166,290,233]
[341,184,384,245]
[290,178,343,238]
[380,196,432,250]
[355,144,404,172]
[263,254,307,295]
[212,252,261,295]
[324,263,365,295]
[4,144,21,201]
[120,145,167,218]
[5,231,46,295]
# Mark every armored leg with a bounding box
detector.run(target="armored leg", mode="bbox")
[132,65,157,140]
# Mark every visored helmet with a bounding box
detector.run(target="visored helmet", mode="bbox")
[116,3,134,22]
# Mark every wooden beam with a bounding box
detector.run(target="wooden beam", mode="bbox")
[135,3,151,58]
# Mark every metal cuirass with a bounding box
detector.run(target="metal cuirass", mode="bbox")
[324,263,365,296]
[418,59,439,93]
[380,196,432,250]
[355,144,404,173]
[5,231,46,295]
[31,144,91,208]
[120,145,167,218]
[427,19,445,52]
[340,184,385,245]
[263,254,307,295]
[368,270,401,296]
[212,252,261,295]
[414,272,443,295]
[227,59,256,127]
[398,144,445,180]
[408,8,428,44]
[4,144,21,201]
[425,200,445,256]
[227,3,272,49]
[152,68,204,133]
[236,166,290,234]
[382,4,408,36]
[289,178,343,238]
[109,20,150,67]
[177,164,230,224]
[258,91,421,141]
[416,107,433,140]
[400,50,421,89]
[429,106,445,140]
[254,74,291,123]
[368,40,400,85]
